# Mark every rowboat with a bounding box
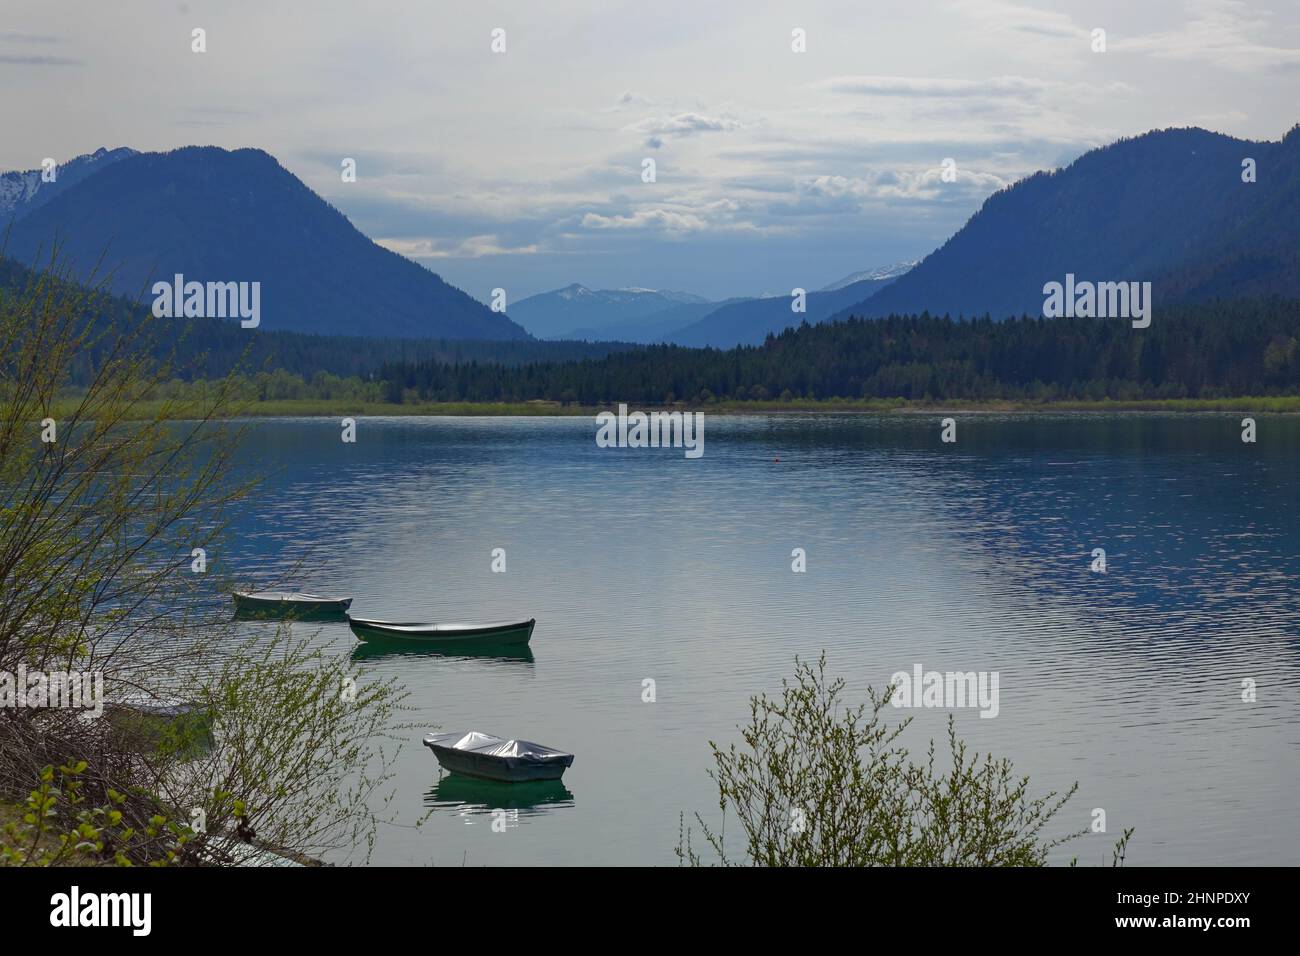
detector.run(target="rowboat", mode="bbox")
[423,730,574,783]
[347,615,535,647]
[232,590,353,616]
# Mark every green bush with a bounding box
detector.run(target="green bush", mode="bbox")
[679,655,1131,867]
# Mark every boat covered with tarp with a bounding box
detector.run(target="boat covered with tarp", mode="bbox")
[423,730,573,782]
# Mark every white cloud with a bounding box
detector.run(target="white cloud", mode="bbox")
[799,167,1010,204]
[818,74,1132,105]
[950,0,1300,72]
[949,0,1090,41]
[821,75,1051,98]
[625,112,743,147]
[2,0,1293,297]
[580,199,748,235]
[377,235,541,259]
[615,91,654,108]
[1114,0,1300,71]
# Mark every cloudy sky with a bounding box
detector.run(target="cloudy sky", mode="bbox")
[2,0,1297,301]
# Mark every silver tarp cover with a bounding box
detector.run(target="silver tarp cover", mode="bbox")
[425,731,573,761]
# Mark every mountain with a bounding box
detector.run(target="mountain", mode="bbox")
[619,287,709,305]
[556,298,742,342]
[532,270,925,344]
[0,253,626,383]
[0,147,137,221]
[664,275,902,348]
[833,126,1300,323]
[511,283,713,339]
[3,146,529,340]
[820,260,919,292]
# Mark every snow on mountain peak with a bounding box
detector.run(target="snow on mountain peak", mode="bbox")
[0,147,138,216]
[0,170,42,214]
[820,260,921,291]
[550,283,708,305]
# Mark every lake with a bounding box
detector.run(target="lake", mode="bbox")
[221,413,1300,866]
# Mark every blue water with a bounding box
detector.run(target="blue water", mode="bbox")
[220,413,1300,866]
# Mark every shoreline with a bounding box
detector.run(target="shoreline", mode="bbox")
[53,396,1300,419]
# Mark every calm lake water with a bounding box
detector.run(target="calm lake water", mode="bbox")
[222,414,1300,866]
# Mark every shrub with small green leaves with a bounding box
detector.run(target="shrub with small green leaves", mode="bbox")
[1,255,411,867]
[678,654,1131,867]
[1,762,190,867]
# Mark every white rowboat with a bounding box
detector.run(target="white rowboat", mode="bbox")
[233,591,353,614]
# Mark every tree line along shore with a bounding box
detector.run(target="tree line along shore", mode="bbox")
[45,394,1300,420]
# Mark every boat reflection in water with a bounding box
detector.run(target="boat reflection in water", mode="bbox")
[424,774,575,824]
[349,641,535,668]
[234,604,352,624]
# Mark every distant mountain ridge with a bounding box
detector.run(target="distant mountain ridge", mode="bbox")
[615,287,709,304]
[0,147,137,220]
[3,146,529,340]
[834,125,1300,323]
[556,298,739,343]
[666,275,903,348]
[520,263,916,345]
[9,125,1286,349]
[510,283,715,339]
[0,253,627,384]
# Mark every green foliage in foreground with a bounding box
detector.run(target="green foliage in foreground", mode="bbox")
[1,763,189,867]
[1,255,412,866]
[679,656,1132,867]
